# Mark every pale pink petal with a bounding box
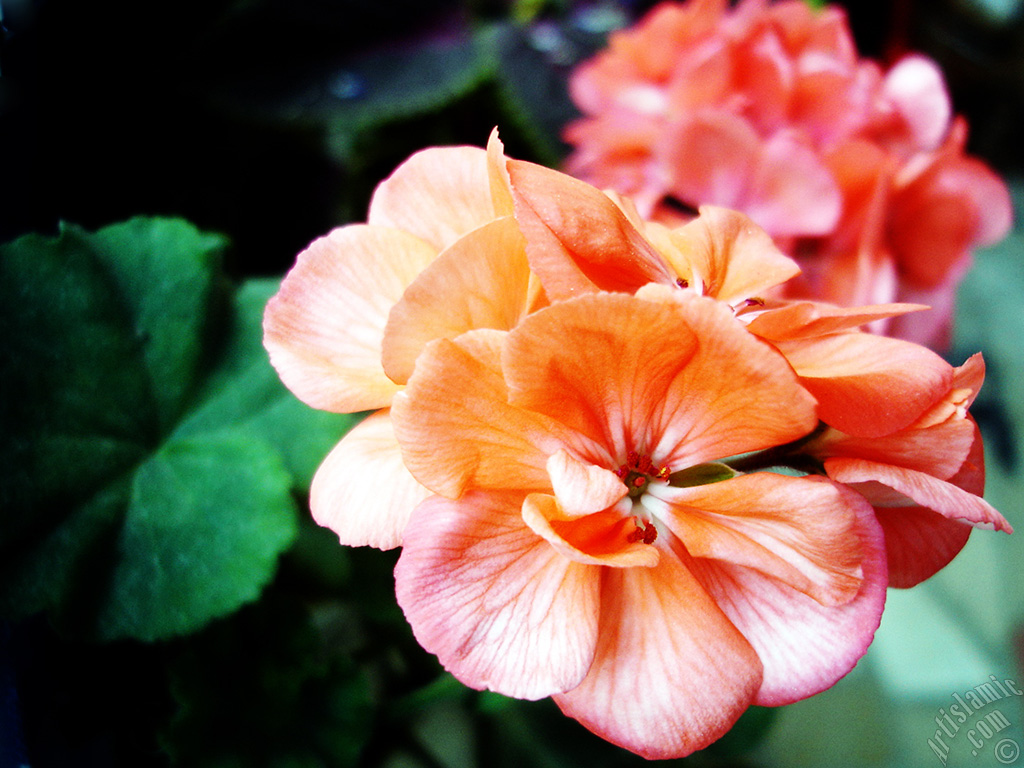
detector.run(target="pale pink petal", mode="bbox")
[508,159,674,299]
[264,225,438,412]
[745,130,842,237]
[650,473,864,606]
[882,55,951,151]
[662,112,761,212]
[503,293,818,469]
[381,217,531,385]
[368,146,496,251]
[521,493,660,568]
[392,330,579,498]
[309,409,432,549]
[774,331,953,438]
[395,490,600,700]
[554,543,762,760]
[825,457,1013,533]
[546,450,628,517]
[686,484,887,706]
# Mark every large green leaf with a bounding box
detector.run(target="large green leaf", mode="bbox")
[0,218,353,641]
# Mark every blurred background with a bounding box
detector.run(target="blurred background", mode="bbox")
[2,1,1024,766]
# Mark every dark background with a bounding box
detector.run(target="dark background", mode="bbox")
[2,0,1022,277]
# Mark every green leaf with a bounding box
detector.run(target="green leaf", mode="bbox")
[321,34,494,165]
[476,22,579,167]
[0,218,351,641]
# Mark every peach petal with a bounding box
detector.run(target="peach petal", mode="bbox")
[825,457,1012,533]
[395,490,600,700]
[546,450,628,517]
[775,332,952,437]
[810,417,975,482]
[486,128,515,217]
[309,410,432,550]
[263,225,438,413]
[650,473,864,606]
[503,294,818,468]
[746,301,928,341]
[392,330,577,498]
[508,159,674,299]
[554,544,762,760]
[686,484,887,706]
[665,205,800,301]
[368,146,497,252]
[382,217,531,385]
[521,494,659,568]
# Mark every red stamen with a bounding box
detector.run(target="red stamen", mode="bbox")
[627,518,658,545]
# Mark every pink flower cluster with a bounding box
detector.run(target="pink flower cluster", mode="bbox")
[564,0,1012,347]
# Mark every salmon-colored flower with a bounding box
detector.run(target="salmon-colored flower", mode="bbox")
[263,131,538,548]
[563,0,1012,348]
[264,131,1008,759]
[392,292,887,758]
[505,154,1009,587]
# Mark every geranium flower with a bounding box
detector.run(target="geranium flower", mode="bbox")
[505,154,1009,585]
[264,131,1009,758]
[563,0,1012,348]
[263,132,539,548]
[391,292,888,759]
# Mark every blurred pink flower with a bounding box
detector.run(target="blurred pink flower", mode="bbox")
[564,0,1012,348]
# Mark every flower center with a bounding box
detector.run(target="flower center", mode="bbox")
[614,450,670,499]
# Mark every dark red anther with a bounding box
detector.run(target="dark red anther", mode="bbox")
[676,277,689,288]
[627,518,658,545]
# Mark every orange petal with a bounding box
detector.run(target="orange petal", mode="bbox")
[775,331,953,437]
[651,473,865,606]
[685,486,887,706]
[392,329,580,498]
[664,206,800,302]
[503,293,818,468]
[395,490,600,700]
[876,507,970,588]
[521,493,658,568]
[508,159,674,299]
[825,457,1012,533]
[553,545,761,760]
[746,300,929,342]
[382,216,531,385]
[809,416,975,482]
[368,145,497,252]
[264,225,438,412]
[309,410,432,549]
